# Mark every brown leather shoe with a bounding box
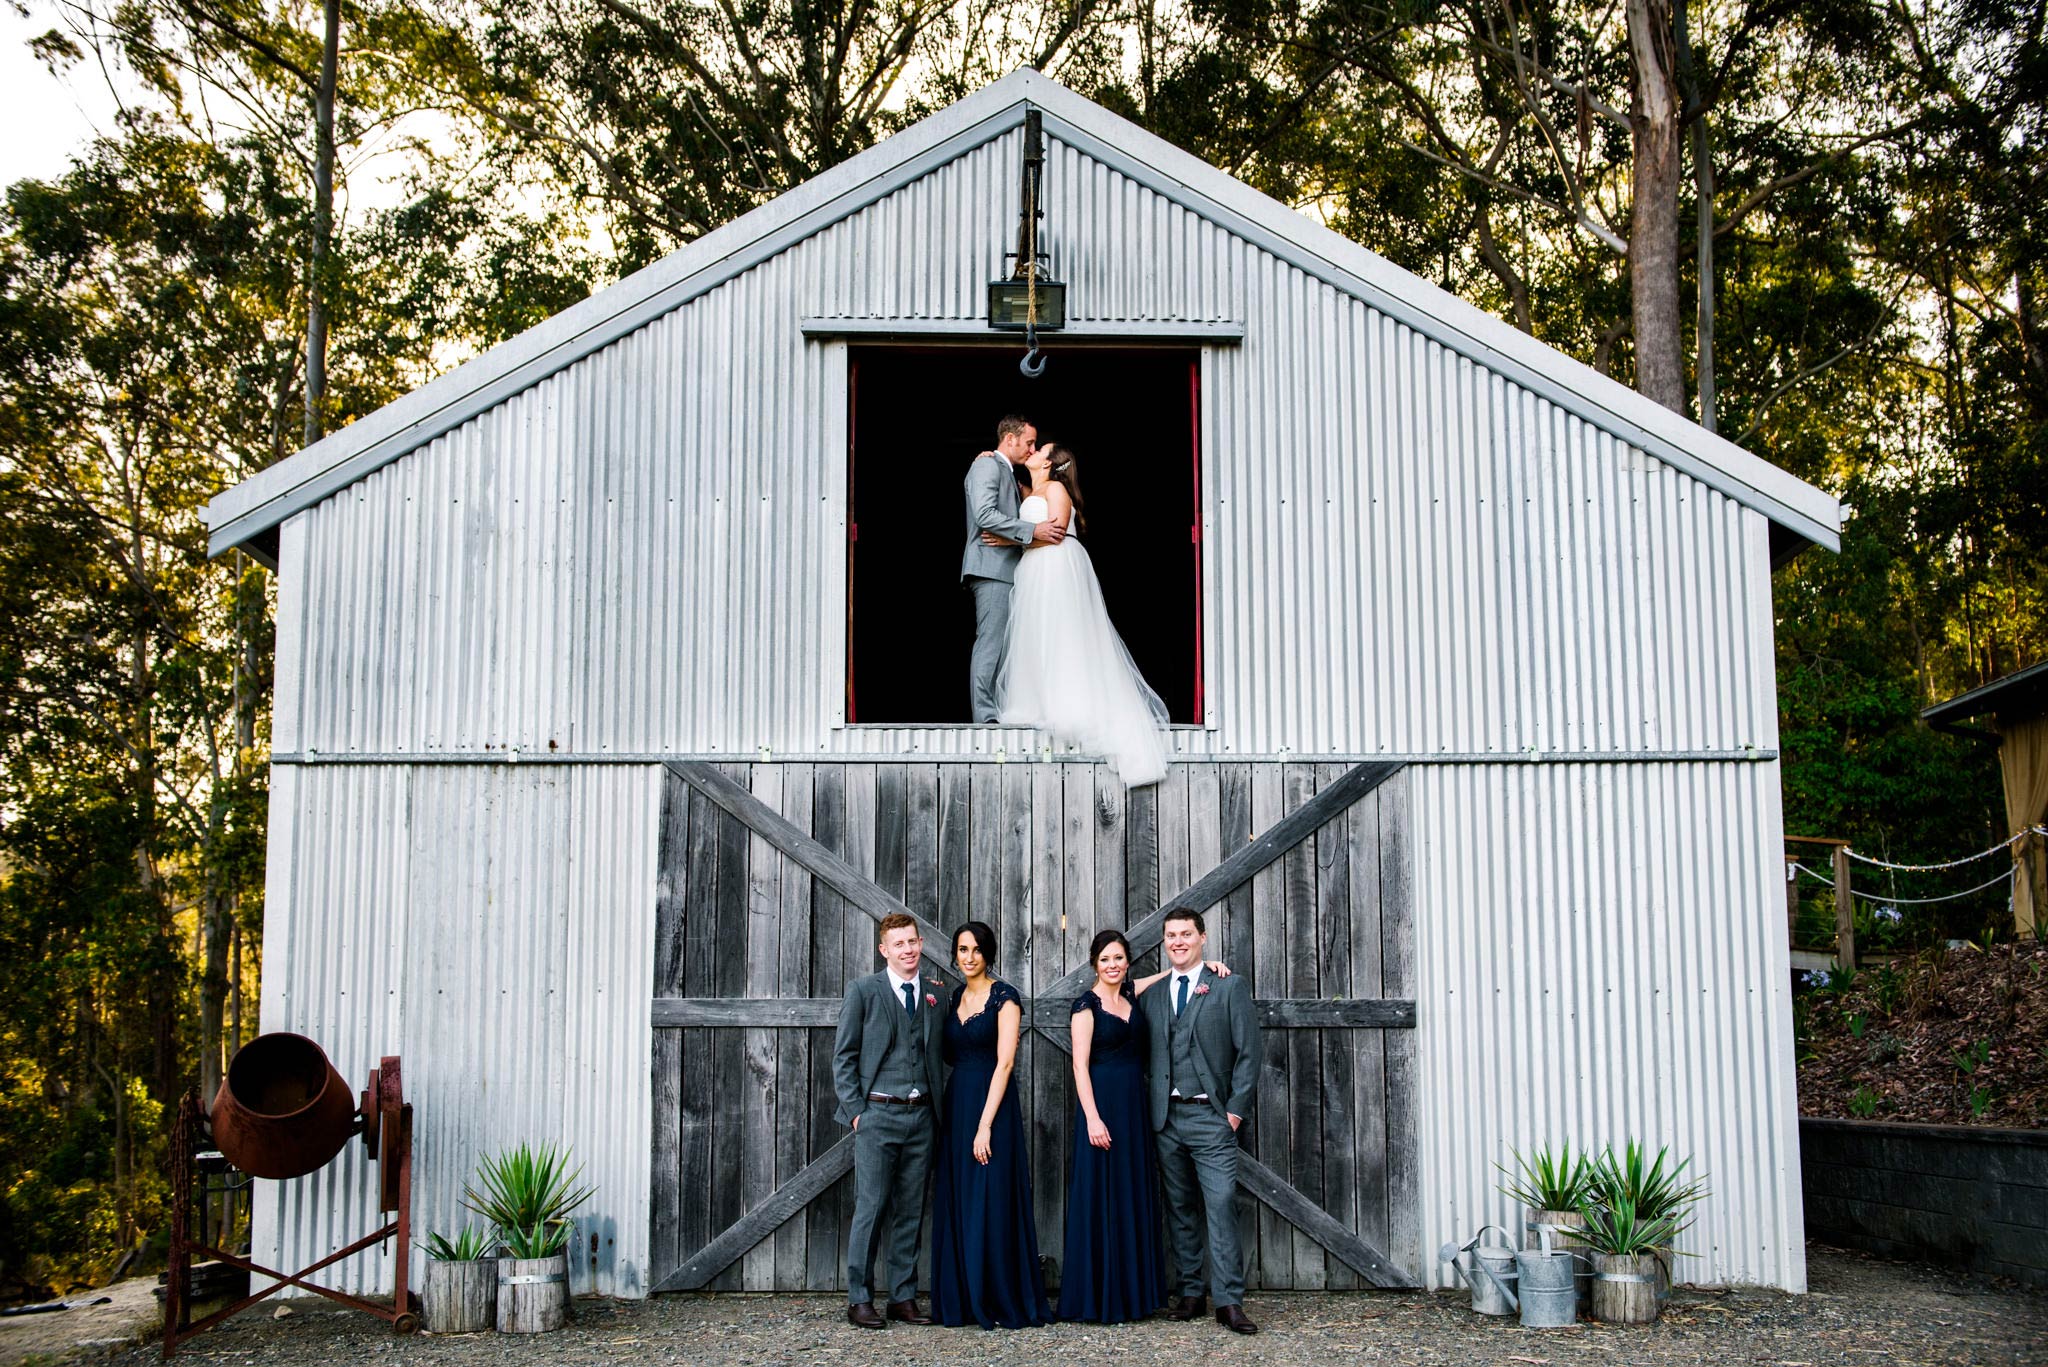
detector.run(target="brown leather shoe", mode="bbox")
[1216,1304,1258,1334]
[885,1299,932,1325]
[1169,1294,1208,1321]
[846,1302,886,1329]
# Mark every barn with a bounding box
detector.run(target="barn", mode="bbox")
[205,68,1838,1301]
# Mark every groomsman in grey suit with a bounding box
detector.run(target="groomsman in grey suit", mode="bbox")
[833,913,947,1329]
[959,413,1064,722]
[1145,906,1263,1334]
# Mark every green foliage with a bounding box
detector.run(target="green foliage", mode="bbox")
[1849,1086,1879,1118]
[1968,1085,1995,1120]
[462,1142,594,1260]
[1953,1039,1990,1077]
[1849,1013,1866,1041]
[1870,965,1907,1018]
[1496,1142,1594,1213]
[1588,1142,1708,1235]
[424,1226,492,1261]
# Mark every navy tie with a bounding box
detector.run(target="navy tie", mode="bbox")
[1175,974,1189,1017]
[903,982,916,1018]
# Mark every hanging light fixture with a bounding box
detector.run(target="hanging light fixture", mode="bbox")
[988,108,1065,377]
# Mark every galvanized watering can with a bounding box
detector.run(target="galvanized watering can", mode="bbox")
[1440,1224,1578,1328]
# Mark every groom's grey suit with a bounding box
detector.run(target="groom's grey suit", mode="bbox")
[960,453,1038,722]
[833,969,947,1306]
[1145,965,1261,1308]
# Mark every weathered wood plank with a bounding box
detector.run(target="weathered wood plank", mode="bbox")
[1095,775,1127,944]
[906,763,940,924]
[1348,781,1389,1262]
[709,764,750,1291]
[1315,764,1359,1291]
[807,765,848,1291]
[1030,762,1066,1270]
[664,761,956,973]
[742,765,784,1290]
[772,763,814,1292]
[1062,764,1096,965]
[1380,769,1419,1282]
[650,1028,683,1283]
[654,1138,856,1292]
[1022,997,1415,1031]
[873,764,909,912]
[653,769,691,997]
[1000,764,1032,982]
[1236,1154,1415,1289]
[1157,762,1192,913]
[1125,781,1159,947]
[937,763,971,934]
[677,784,720,1279]
[1250,762,1289,1289]
[968,764,1002,933]
[1215,763,1258,1284]
[837,763,879,1287]
[1284,765,1325,1288]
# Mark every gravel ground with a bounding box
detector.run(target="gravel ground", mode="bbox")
[90,1245,2046,1367]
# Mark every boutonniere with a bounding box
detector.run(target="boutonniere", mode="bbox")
[925,993,939,1008]
[1193,984,1212,997]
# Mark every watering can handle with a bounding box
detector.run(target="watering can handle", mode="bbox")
[1471,1255,1518,1312]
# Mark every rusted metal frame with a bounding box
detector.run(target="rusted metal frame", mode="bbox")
[665,761,960,982]
[166,1224,403,1347]
[1041,760,1406,1002]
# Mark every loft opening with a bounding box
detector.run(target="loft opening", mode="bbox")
[847,344,1203,727]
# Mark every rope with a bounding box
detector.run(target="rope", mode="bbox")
[1842,825,2048,872]
[1790,861,2016,904]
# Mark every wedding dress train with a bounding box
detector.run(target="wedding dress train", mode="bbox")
[997,494,1172,787]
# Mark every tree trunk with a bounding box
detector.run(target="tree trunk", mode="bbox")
[304,0,340,447]
[1674,0,1714,431]
[1627,0,1686,414]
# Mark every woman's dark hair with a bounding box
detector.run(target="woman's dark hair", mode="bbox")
[1043,443,1087,535]
[951,920,998,969]
[1089,928,1132,967]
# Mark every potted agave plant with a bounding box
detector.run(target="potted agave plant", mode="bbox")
[463,1142,595,1334]
[421,1226,495,1333]
[1578,1142,1708,1324]
[1497,1142,1594,1313]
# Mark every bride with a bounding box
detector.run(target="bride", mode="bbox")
[994,443,1172,787]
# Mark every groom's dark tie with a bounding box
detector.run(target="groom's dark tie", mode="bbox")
[1175,974,1189,1018]
[902,982,916,1018]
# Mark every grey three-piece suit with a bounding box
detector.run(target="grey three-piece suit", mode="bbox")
[959,453,1039,723]
[1145,965,1262,1308]
[833,969,947,1306]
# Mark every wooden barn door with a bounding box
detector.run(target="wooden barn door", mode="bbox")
[648,760,1419,1294]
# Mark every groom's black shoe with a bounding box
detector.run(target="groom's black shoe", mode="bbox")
[1216,1305,1258,1335]
[885,1299,932,1325]
[846,1302,886,1330]
[1168,1294,1208,1321]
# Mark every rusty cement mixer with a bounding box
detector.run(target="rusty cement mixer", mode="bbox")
[163,1033,416,1356]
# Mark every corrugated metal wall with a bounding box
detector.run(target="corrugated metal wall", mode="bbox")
[256,120,1805,1297]
[1410,759,1806,1291]
[252,763,660,1298]
[276,127,1776,760]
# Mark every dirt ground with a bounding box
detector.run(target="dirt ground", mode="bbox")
[42,1244,2043,1367]
[0,1278,158,1367]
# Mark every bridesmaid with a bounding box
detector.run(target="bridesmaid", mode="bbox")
[929,921,1052,1328]
[1057,929,1169,1323]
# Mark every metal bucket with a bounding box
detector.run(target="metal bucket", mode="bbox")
[1515,1248,1578,1328]
[1439,1225,1520,1317]
[210,1033,358,1179]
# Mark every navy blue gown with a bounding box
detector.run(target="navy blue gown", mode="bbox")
[1057,989,1168,1323]
[930,980,1052,1328]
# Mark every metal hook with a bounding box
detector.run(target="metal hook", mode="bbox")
[1019,322,1047,378]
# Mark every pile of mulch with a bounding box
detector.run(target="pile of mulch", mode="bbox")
[1798,938,2047,1127]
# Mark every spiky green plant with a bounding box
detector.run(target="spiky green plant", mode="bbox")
[1575,1188,1683,1257]
[1496,1142,1593,1213]
[463,1142,595,1255]
[1581,1142,1708,1254]
[424,1226,493,1261]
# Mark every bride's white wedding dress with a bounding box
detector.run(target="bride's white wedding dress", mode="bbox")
[997,494,1172,787]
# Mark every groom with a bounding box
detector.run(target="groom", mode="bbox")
[1145,906,1263,1334]
[960,413,1064,722]
[833,913,946,1329]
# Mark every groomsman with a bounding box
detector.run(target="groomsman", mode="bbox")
[1144,907,1262,1334]
[833,913,946,1329]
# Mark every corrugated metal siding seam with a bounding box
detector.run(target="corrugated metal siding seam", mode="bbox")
[249,765,658,1298]
[1410,762,1801,1290]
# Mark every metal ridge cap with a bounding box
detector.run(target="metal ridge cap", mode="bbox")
[1023,88,1841,551]
[202,71,1053,554]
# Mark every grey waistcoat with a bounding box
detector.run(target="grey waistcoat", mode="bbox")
[1169,1002,1207,1097]
[872,990,928,1095]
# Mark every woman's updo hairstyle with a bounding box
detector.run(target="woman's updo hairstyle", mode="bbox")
[1088,928,1131,967]
[1043,443,1088,535]
[952,920,998,970]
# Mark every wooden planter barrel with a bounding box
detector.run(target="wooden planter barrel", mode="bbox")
[1590,1252,1660,1324]
[1526,1207,1591,1314]
[496,1254,568,1333]
[422,1257,496,1334]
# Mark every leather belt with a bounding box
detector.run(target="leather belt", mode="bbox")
[1169,1094,1211,1105]
[866,1091,930,1106]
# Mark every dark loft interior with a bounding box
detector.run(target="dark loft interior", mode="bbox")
[848,345,1202,726]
